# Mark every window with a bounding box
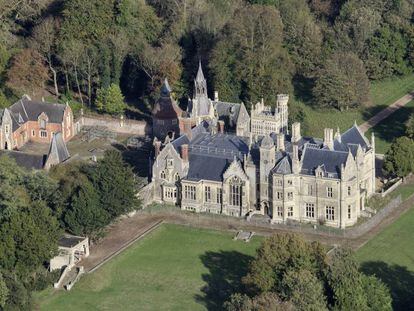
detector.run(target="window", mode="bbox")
[287,180,293,186]
[205,186,211,203]
[277,192,283,200]
[160,171,166,179]
[32,130,35,137]
[287,206,293,217]
[327,187,333,198]
[163,187,176,199]
[166,158,174,168]
[184,185,196,201]
[277,206,283,217]
[306,203,315,218]
[347,186,351,196]
[307,184,314,196]
[217,188,222,204]
[276,179,282,187]
[40,119,46,129]
[4,124,9,134]
[230,183,242,206]
[172,119,177,125]
[287,192,293,200]
[174,173,180,182]
[325,206,335,221]
[40,130,47,138]
[348,205,352,219]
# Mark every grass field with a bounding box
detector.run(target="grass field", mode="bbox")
[298,74,414,138]
[356,196,414,310]
[34,225,262,311]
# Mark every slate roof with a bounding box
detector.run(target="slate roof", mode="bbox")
[185,132,249,181]
[213,102,241,130]
[340,125,370,150]
[47,132,70,163]
[8,97,67,131]
[301,146,349,178]
[152,79,183,120]
[58,235,86,248]
[272,155,292,175]
[0,150,45,170]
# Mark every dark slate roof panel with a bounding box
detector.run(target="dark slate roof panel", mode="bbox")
[171,134,190,152]
[301,147,348,178]
[213,102,241,130]
[9,98,66,124]
[0,150,45,170]
[340,125,369,150]
[186,153,230,181]
[272,155,292,175]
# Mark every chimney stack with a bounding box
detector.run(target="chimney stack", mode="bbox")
[154,140,161,157]
[291,122,301,143]
[292,143,300,174]
[324,128,334,149]
[214,91,219,102]
[277,133,285,151]
[181,144,189,162]
[218,120,225,134]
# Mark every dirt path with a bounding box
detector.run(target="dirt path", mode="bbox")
[359,92,414,133]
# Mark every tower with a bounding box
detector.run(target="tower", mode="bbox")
[194,61,207,100]
[276,94,289,134]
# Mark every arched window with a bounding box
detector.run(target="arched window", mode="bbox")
[229,176,242,207]
[160,171,166,179]
[174,173,180,182]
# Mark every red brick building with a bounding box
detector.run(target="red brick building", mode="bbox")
[0,95,74,150]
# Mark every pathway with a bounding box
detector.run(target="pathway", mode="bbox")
[359,92,414,133]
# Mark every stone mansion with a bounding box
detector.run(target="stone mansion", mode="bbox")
[150,64,376,228]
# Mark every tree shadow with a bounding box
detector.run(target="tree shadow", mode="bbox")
[360,261,414,310]
[195,250,254,311]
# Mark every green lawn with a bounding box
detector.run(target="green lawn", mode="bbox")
[366,100,414,154]
[34,224,262,311]
[356,203,414,310]
[298,74,414,138]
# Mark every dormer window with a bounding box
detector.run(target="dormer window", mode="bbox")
[160,171,166,179]
[166,158,174,168]
[40,119,47,129]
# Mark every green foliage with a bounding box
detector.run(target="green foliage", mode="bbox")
[64,179,108,236]
[364,26,410,79]
[0,90,10,108]
[90,150,138,218]
[95,84,126,115]
[383,136,414,177]
[406,114,414,138]
[0,272,8,309]
[362,275,393,311]
[313,52,370,110]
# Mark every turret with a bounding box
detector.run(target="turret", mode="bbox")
[276,94,289,133]
[194,61,207,99]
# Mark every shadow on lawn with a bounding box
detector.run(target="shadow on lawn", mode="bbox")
[195,251,253,311]
[361,261,414,310]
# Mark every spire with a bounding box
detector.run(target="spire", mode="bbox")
[160,78,171,97]
[196,60,205,82]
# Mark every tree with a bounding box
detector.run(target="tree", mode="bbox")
[313,51,370,110]
[89,150,138,218]
[6,48,49,97]
[281,269,328,311]
[210,5,294,107]
[64,180,109,235]
[32,17,59,96]
[327,248,368,310]
[0,272,8,309]
[362,275,392,311]
[224,292,294,311]
[383,136,414,177]
[406,114,414,139]
[95,83,126,115]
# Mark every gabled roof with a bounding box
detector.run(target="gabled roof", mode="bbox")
[0,150,46,170]
[152,79,183,120]
[301,146,348,178]
[47,132,70,163]
[195,61,206,82]
[340,125,370,150]
[186,154,231,182]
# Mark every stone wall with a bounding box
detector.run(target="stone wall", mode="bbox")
[77,115,150,136]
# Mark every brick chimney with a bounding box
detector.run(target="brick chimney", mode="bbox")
[277,133,285,151]
[181,144,189,162]
[218,120,225,134]
[324,128,334,149]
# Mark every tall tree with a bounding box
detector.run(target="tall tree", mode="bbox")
[6,48,49,97]
[383,136,414,177]
[313,51,370,110]
[95,84,126,115]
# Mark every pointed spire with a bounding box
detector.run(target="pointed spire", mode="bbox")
[160,78,171,97]
[196,60,205,82]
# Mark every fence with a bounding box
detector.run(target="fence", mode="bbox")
[138,195,403,239]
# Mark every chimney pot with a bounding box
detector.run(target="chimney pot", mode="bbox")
[292,122,301,143]
[324,128,334,149]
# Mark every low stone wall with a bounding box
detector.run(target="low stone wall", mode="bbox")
[77,115,150,136]
[381,178,403,197]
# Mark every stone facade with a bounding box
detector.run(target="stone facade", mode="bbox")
[150,65,376,228]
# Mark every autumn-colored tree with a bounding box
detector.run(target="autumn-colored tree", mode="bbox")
[6,49,49,97]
